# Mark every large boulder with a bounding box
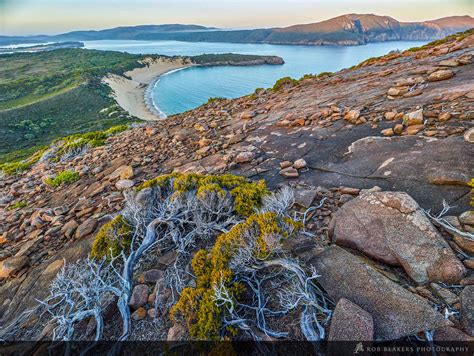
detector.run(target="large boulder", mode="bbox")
[332,191,465,284]
[328,298,374,341]
[0,256,29,278]
[309,246,449,340]
[460,286,474,336]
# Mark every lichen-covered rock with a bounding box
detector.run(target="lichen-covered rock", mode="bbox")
[309,246,450,340]
[332,191,465,284]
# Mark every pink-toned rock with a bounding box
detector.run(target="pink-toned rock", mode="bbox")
[461,286,474,336]
[293,158,307,169]
[109,165,134,180]
[167,324,187,341]
[434,326,473,341]
[131,307,147,321]
[115,179,134,190]
[235,151,255,163]
[279,167,299,178]
[428,69,455,82]
[328,298,374,341]
[129,284,148,310]
[75,218,98,239]
[332,191,466,284]
[310,246,449,340]
[0,256,29,278]
[61,220,79,239]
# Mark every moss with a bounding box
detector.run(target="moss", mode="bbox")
[170,212,301,340]
[6,200,27,211]
[44,170,80,187]
[137,173,268,217]
[104,124,129,135]
[90,215,133,261]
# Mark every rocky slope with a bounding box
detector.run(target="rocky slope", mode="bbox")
[0,31,473,344]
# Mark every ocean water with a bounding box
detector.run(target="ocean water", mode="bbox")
[84,40,427,116]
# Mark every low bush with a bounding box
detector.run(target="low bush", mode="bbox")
[170,212,302,340]
[90,215,133,261]
[45,170,80,187]
[137,173,269,216]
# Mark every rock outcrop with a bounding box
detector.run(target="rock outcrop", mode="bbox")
[309,246,450,340]
[331,191,466,284]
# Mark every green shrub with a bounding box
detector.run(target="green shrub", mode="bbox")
[170,212,302,340]
[271,76,298,92]
[7,201,27,211]
[45,170,80,187]
[137,173,269,217]
[90,215,133,261]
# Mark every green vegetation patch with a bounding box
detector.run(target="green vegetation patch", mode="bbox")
[271,76,299,92]
[0,147,47,175]
[6,200,27,211]
[90,215,133,261]
[137,173,269,217]
[44,170,80,187]
[170,212,302,340]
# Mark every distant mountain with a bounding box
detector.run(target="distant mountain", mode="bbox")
[1,15,473,46]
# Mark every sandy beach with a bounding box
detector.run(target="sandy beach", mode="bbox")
[103,57,193,121]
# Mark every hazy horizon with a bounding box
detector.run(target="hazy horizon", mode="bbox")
[1,0,473,36]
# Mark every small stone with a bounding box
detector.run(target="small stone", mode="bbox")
[431,283,459,305]
[142,269,164,283]
[167,324,187,341]
[293,158,307,169]
[463,259,474,269]
[279,167,299,178]
[147,308,157,318]
[115,179,134,190]
[240,111,255,120]
[406,124,424,135]
[459,211,474,226]
[157,250,178,268]
[464,128,474,143]
[393,124,403,134]
[109,165,134,180]
[75,218,98,239]
[328,298,374,341]
[344,110,360,121]
[438,112,451,122]
[279,161,292,169]
[384,111,397,120]
[454,235,474,254]
[61,220,79,239]
[131,307,147,321]
[387,88,402,96]
[438,59,460,67]
[381,128,394,136]
[235,151,255,163]
[428,69,455,82]
[129,284,148,310]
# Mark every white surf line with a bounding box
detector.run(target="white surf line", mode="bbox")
[145,65,194,120]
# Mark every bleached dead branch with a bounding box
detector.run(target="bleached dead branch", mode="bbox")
[424,200,474,241]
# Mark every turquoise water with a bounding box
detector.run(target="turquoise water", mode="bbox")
[84,40,427,116]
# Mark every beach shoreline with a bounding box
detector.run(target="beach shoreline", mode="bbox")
[102,57,194,121]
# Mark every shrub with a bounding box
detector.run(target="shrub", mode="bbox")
[170,212,302,340]
[272,77,298,92]
[45,170,80,187]
[0,147,47,175]
[137,173,269,217]
[7,200,27,211]
[90,215,133,261]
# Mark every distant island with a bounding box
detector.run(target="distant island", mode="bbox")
[1,14,473,46]
[0,41,83,54]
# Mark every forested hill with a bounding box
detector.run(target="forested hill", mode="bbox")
[1,14,473,46]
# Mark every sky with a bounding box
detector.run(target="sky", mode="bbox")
[0,0,473,36]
